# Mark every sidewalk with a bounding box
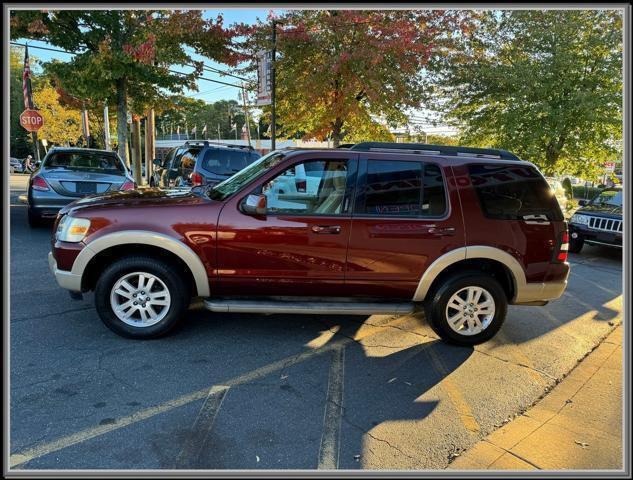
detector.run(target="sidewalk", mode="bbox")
[449,325,623,470]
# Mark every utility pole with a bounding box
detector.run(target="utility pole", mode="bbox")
[103,103,111,150]
[241,82,252,148]
[81,101,91,147]
[144,109,155,185]
[271,18,277,151]
[131,115,142,185]
[217,124,221,142]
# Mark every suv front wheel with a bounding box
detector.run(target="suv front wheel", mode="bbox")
[425,272,507,346]
[94,256,191,339]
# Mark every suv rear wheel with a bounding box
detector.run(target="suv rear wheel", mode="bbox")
[94,256,191,339]
[568,234,584,254]
[27,207,43,228]
[425,272,507,346]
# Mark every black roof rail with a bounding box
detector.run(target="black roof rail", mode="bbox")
[349,142,521,161]
[184,140,254,151]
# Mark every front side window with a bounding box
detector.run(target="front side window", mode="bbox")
[258,160,350,215]
[208,151,287,201]
[468,164,563,221]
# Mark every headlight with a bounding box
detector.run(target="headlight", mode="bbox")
[56,216,91,242]
[570,214,589,226]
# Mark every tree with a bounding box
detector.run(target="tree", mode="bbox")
[9,47,33,158]
[241,10,464,146]
[10,10,239,164]
[429,10,623,177]
[32,79,83,147]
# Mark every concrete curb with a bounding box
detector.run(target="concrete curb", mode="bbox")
[449,325,623,470]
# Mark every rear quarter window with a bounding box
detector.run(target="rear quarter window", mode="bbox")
[468,164,563,221]
[201,149,254,175]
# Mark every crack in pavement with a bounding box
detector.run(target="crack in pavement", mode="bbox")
[473,348,557,381]
[11,306,94,323]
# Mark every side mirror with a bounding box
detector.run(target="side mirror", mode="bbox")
[241,194,267,216]
[152,158,162,167]
[578,199,588,207]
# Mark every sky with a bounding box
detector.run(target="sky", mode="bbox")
[13,8,456,135]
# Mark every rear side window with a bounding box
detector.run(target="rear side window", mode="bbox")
[201,149,253,175]
[358,160,447,217]
[468,164,563,221]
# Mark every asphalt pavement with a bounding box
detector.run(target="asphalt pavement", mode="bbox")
[8,173,623,470]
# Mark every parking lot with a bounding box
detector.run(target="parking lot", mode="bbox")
[9,173,623,470]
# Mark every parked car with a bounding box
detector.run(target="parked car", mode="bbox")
[10,157,24,174]
[545,177,569,212]
[48,142,569,346]
[568,187,622,253]
[27,147,135,227]
[150,141,261,189]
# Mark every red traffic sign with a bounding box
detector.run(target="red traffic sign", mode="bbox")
[20,109,44,132]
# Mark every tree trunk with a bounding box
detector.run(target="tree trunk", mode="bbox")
[331,118,344,148]
[116,77,129,167]
[131,117,142,185]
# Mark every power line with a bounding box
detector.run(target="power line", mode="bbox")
[11,42,249,91]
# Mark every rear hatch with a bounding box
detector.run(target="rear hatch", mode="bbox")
[466,163,568,281]
[40,150,128,197]
[43,169,126,197]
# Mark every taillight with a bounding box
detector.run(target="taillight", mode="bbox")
[190,172,204,186]
[295,179,307,193]
[31,176,50,191]
[120,181,136,191]
[556,231,569,262]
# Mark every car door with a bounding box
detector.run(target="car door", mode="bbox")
[215,152,358,297]
[345,154,465,299]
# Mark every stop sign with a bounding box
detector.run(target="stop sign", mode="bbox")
[20,109,44,132]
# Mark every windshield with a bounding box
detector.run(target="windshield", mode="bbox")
[207,151,286,201]
[44,151,125,174]
[592,189,622,208]
[201,149,259,175]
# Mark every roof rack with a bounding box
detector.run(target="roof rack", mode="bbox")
[184,140,254,151]
[349,142,521,161]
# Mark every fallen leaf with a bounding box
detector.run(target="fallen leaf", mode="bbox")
[280,374,288,380]
[404,381,412,386]
[256,455,260,462]
[387,377,397,383]
[575,440,589,448]
[354,454,361,461]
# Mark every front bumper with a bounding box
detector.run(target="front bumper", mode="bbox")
[569,224,622,248]
[48,251,82,292]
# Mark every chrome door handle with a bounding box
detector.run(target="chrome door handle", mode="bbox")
[523,214,550,225]
[427,226,456,236]
[311,225,341,234]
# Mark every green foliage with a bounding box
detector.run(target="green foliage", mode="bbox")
[156,97,260,139]
[430,10,623,177]
[572,185,602,200]
[11,10,236,162]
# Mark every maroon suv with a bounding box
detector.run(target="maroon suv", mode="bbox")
[49,142,570,345]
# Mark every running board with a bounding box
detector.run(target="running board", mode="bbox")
[203,299,416,316]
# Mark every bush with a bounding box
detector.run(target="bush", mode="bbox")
[561,177,573,200]
[572,185,602,200]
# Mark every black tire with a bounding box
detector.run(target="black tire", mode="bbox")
[27,207,43,228]
[568,234,584,254]
[425,272,508,346]
[94,255,191,339]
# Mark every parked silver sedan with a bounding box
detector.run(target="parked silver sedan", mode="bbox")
[27,147,135,227]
